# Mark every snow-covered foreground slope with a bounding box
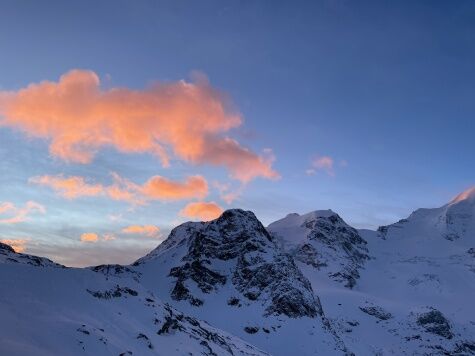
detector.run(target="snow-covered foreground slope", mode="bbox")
[0,243,267,356]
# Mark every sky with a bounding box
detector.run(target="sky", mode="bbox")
[0,0,474,266]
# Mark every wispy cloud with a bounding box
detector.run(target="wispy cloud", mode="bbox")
[30,173,208,205]
[180,201,223,221]
[0,201,45,224]
[213,181,244,204]
[0,69,278,182]
[29,175,102,199]
[306,155,342,177]
[122,225,160,238]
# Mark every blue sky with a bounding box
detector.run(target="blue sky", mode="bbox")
[0,0,474,266]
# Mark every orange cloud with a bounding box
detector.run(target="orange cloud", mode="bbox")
[30,173,208,204]
[80,233,99,243]
[0,239,28,253]
[180,201,223,221]
[0,69,277,182]
[307,155,335,176]
[103,233,116,241]
[0,201,45,224]
[142,175,207,200]
[29,175,102,199]
[122,225,160,238]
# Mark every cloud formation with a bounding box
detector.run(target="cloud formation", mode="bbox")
[0,69,278,182]
[29,175,102,199]
[306,156,335,176]
[122,225,160,238]
[180,201,223,221]
[30,173,208,204]
[0,201,45,224]
[80,233,99,243]
[213,181,243,204]
[0,239,28,253]
[141,175,207,200]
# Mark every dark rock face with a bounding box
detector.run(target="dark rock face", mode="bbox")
[90,264,141,281]
[169,260,226,306]
[233,253,321,317]
[454,341,475,354]
[359,305,393,320]
[244,326,259,334]
[417,309,453,339]
[149,209,322,318]
[87,285,139,299]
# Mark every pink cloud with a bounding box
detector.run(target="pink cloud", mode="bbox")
[30,173,209,204]
[0,70,278,182]
[307,155,336,176]
[0,201,45,224]
[29,175,102,199]
[180,201,223,221]
[122,225,160,238]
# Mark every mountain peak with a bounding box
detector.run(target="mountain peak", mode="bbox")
[449,186,475,205]
[0,242,15,253]
[216,208,258,223]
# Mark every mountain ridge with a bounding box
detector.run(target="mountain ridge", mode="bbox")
[1,187,474,355]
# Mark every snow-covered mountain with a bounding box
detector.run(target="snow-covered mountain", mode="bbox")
[133,209,348,356]
[1,187,474,355]
[268,210,369,288]
[265,188,475,355]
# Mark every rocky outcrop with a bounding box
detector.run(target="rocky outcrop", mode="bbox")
[90,264,141,281]
[416,309,453,339]
[359,305,393,320]
[268,211,369,288]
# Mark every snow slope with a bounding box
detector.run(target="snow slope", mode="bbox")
[0,242,268,356]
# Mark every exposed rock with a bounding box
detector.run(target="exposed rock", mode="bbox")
[359,305,392,320]
[136,333,153,349]
[233,253,321,317]
[86,285,139,299]
[90,264,141,281]
[244,326,259,334]
[268,210,369,288]
[453,341,475,354]
[417,309,453,339]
